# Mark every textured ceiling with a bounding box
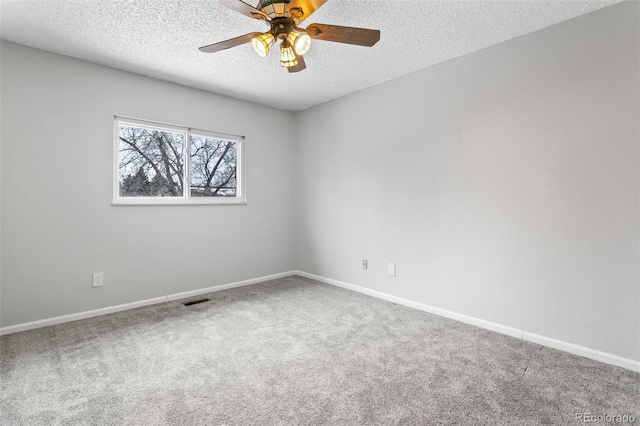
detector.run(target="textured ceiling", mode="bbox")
[0,0,622,111]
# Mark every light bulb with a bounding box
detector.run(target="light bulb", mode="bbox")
[286,31,311,55]
[252,33,275,58]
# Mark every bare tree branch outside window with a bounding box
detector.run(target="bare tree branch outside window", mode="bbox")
[190,135,237,197]
[117,122,240,200]
[119,125,184,197]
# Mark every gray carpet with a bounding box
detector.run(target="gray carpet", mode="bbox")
[1,276,638,425]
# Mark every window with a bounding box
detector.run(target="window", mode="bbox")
[113,117,245,205]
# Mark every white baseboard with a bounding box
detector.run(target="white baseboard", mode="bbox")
[294,271,640,373]
[2,269,638,373]
[522,332,640,373]
[0,296,168,336]
[164,271,295,302]
[0,271,297,336]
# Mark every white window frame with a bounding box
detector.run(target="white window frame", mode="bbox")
[113,116,246,205]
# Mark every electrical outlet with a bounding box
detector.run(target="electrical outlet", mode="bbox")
[92,272,104,288]
[362,259,368,269]
[387,263,396,276]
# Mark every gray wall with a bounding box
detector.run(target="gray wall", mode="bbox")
[0,41,296,326]
[294,2,639,361]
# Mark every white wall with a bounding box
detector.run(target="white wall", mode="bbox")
[0,41,295,326]
[294,2,640,362]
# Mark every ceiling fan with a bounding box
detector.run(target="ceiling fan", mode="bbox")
[199,0,381,73]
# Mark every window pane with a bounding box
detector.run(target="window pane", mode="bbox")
[190,135,237,197]
[118,125,184,197]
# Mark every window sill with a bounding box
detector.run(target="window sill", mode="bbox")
[112,197,246,206]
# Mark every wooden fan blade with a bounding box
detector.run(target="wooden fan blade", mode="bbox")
[199,32,261,53]
[306,23,380,47]
[286,0,327,22]
[219,0,269,21]
[288,54,306,73]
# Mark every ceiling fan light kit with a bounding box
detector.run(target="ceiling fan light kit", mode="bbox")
[200,0,381,73]
[279,39,298,67]
[286,31,311,56]
[251,32,276,57]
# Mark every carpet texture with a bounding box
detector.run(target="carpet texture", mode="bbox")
[1,276,638,425]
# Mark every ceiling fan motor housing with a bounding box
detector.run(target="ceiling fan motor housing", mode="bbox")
[271,18,298,39]
[257,0,290,7]
[257,0,292,19]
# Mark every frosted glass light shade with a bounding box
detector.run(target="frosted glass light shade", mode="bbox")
[252,33,276,57]
[287,31,311,55]
[280,41,298,68]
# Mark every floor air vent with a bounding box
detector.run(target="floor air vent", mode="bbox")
[183,298,210,306]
